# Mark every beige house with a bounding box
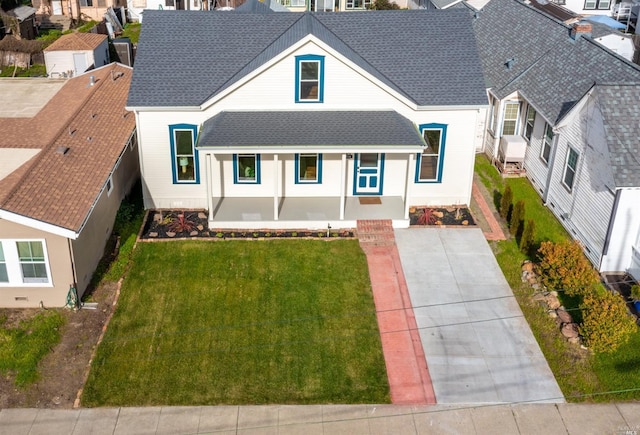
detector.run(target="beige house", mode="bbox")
[34,0,127,22]
[0,63,138,308]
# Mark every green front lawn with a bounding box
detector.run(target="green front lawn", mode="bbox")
[475,153,640,401]
[82,240,389,406]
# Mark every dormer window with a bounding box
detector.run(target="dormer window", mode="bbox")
[295,55,324,103]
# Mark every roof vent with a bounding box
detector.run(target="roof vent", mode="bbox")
[89,75,96,86]
[56,146,70,155]
[570,21,592,40]
[505,58,516,70]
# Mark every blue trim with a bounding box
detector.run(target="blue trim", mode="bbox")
[353,153,385,195]
[169,124,199,184]
[295,55,324,103]
[415,123,447,184]
[233,154,261,184]
[294,153,323,184]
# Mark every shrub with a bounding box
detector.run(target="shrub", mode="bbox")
[510,200,525,238]
[537,240,600,297]
[520,219,536,254]
[500,185,513,220]
[580,291,637,353]
[630,284,640,301]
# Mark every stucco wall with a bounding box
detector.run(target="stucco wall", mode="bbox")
[0,219,73,308]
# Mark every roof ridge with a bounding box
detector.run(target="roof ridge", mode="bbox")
[0,65,117,211]
[201,13,308,103]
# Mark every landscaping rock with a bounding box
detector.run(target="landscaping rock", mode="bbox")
[545,294,561,310]
[434,211,444,218]
[568,337,581,345]
[149,232,158,237]
[550,290,559,297]
[561,323,579,339]
[556,308,573,324]
[528,276,538,285]
[190,231,199,236]
[522,261,534,273]
[166,232,176,238]
[462,220,469,225]
[532,292,546,302]
[548,310,558,319]
[198,212,207,219]
[153,213,162,223]
[197,225,204,231]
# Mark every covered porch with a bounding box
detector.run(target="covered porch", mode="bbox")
[197,110,427,229]
[209,196,407,229]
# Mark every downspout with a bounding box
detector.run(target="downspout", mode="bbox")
[67,237,79,298]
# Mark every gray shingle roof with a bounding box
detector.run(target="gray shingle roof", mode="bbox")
[128,9,487,107]
[595,84,640,187]
[472,0,640,124]
[198,111,426,147]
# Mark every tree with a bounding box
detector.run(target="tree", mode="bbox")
[368,0,400,9]
[520,219,535,254]
[500,185,513,220]
[537,240,600,297]
[510,200,525,239]
[580,291,637,353]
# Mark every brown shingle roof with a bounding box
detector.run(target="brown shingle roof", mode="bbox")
[0,63,135,233]
[44,32,107,52]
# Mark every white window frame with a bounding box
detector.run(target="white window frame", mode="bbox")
[541,122,554,165]
[0,244,7,283]
[106,175,114,196]
[524,105,536,141]
[291,0,305,5]
[0,239,52,287]
[562,146,579,191]
[346,0,371,8]
[501,101,520,136]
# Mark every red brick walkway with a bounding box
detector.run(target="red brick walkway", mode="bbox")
[357,220,436,405]
[472,181,506,241]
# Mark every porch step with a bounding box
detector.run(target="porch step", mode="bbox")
[37,14,72,31]
[357,219,395,248]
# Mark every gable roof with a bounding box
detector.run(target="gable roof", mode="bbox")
[128,10,487,108]
[0,63,135,236]
[594,84,640,188]
[472,0,640,124]
[198,111,426,149]
[44,32,107,52]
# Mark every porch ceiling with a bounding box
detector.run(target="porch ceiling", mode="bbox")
[197,111,427,152]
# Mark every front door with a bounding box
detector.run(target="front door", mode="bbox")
[354,153,384,195]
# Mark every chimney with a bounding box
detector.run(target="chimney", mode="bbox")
[571,21,592,40]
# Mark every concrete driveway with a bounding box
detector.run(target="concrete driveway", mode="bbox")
[394,228,564,404]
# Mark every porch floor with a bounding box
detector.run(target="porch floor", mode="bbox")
[209,196,407,229]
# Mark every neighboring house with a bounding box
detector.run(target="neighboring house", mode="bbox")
[33,0,126,23]
[0,6,37,40]
[44,32,109,78]
[589,20,635,61]
[127,9,487,230]
[0,63,139,308]
[547,0,616,16]
[127,0,209,22]
[471,0,640,280]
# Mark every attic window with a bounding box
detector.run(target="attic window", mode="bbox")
[295,55,324,103]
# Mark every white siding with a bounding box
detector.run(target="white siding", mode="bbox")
[135,40,483,212]
[543,99,616,268]
[44,41,108,79]
[523,111,553,198]
[602,188,640,277]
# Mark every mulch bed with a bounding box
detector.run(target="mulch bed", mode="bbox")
[409,206,476,227]
[140,210,355,240]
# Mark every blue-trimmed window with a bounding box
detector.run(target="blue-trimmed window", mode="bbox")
[295,55,324,103]
[415,123,447,183]
[233,154,261,184]
[295,153,322,184]
[169,124,199,184]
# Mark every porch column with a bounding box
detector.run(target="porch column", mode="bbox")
[273,154,279,221]
[205,153,214,221]
[339,153,346,220]
[404,153,414,220]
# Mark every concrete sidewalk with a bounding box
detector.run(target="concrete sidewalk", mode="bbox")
[1,403,639,434]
